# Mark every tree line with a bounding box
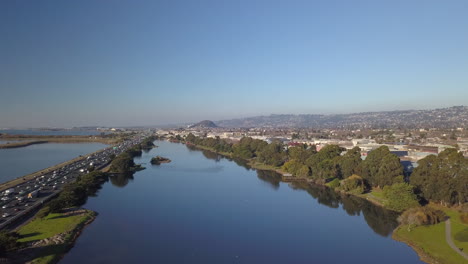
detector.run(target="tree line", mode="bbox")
[184,133,467,211]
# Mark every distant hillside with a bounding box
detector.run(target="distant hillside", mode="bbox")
[189,120,218,128]
[215,106,468,129]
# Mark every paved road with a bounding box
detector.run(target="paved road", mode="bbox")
[445,218,468,261]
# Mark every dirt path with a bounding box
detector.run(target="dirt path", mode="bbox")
[445,219,468,261]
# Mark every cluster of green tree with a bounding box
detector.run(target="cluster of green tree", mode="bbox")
[362,146,404,188]
[185,134,404,186]
[47,171,108,213]
[109,152,137,173]
[282,145,369,184]
[410,148,468,206]
[186,133,233,153]
[338,174,366,194]
[382,183,420,212]
[168,134,183,142]
[140,136,156,149]
[232,137,267,159]
[125,145,143,158]
[109,147,144,173]
[184,134,467,212]
[0,231,19,257]
[150,156,171,165]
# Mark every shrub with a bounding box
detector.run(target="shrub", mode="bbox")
[383,183,420,212]
[398,206,447,230]
[0,231,19,256]
[460,213,468,224]
[35,206,51,219]
[339,174,366,194]
[327,178,340,189]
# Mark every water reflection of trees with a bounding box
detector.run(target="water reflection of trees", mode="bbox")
[201,150,221,162]
[109,172,135,188]
[256,170,282,190]
[185,143,399,237]
[290,182,399,237]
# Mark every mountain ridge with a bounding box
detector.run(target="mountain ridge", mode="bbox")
[214,106,468,129]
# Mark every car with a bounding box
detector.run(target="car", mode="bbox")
[1,197,9,201]
[2,205,8,209]
[2,213,10,218]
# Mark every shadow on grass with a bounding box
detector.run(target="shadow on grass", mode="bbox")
[47,211,85,220]
[20,232,41,239]
[10,243,69,264]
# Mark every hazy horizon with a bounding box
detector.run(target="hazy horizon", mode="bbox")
[2,1,468,127]
[1,104,465,129]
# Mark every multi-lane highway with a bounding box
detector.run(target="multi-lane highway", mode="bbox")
[0,134,148,230]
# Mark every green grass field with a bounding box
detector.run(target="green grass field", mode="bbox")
[446,209,468,252]
[393,206,468,264]
[17,209,95,264]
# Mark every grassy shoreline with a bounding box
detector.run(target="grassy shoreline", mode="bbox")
[392,205,468,264]
[11,209,97,264]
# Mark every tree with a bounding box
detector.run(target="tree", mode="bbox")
[109,152,136,173]
[337,147,362,179]
[232,137,255,159]
[306,144,344,179]
[398,207,446,231]
[362,146,404,188]
[0,231,19,256]
[383,183,419,212]
[410,148,468,205]
[296,165,311,178]
[288,145,310,163]
[375,154,404,187]
[257,142,287,167]
[282,160,302,175]
[186,133,196,143]
[339,174,366,194]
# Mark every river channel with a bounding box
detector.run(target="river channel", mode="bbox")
[61,140,423,263]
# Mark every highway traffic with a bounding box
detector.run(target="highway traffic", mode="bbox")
[0,134,147,229]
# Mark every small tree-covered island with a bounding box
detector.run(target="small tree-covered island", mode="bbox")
[180,133,468,264]
[150,156,171,165]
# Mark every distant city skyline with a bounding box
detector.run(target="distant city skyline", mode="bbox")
[1,1,468,128]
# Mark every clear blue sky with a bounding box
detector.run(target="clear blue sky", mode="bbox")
[1,0,467,127]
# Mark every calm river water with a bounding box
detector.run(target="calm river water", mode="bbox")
[61,140,423,264]
[0,143,107,182]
